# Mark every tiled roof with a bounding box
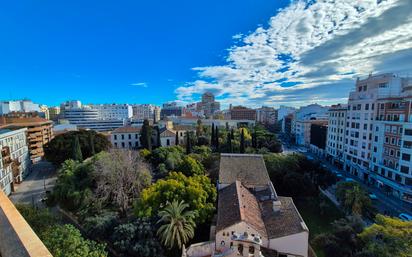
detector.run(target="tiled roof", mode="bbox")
[216,181,267,237]
[261,196,307,239]
[173,125,196,131]
[219,154,271,187]
[159,127,176,137]
[0,116,52,126]
[113,126,141,133]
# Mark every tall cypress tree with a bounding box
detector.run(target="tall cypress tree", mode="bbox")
[240,129,245,154]
[72,135,83,161]
[215,126,220,151]
[226,132,232,153]
[230,128,234,140]
[140,119,152,151]
[90,134,95,155]
[175,130,179,146]
[252,130,257,149]
[186,131,192,154]
[211,123,215,147]
[156,126,161,148]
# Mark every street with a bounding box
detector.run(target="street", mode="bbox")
[10,161,57,206]
[279,137,412,218]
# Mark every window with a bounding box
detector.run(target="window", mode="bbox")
[405,129,412,136]
[121,134,125,140]
[128,134,131,139]
[402,153,411,161]
[401,166,409,174]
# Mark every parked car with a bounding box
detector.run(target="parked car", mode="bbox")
[368,193,378,200]
[399,213,412,221]
[345,178,355,182]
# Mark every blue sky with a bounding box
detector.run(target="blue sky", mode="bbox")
[1,0,412,108]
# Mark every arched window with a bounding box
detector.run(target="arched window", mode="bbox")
[221,241,225,246]
[238,244,243,255]
[249,246,255,254]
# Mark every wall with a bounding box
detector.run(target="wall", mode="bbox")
[268,231,309,257]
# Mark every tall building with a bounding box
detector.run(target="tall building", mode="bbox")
[160,102,184,118]
[196,92,220,118]
[230,106,256,121]
[0,127,30,195]
[278,105,296,121]
[295,119,328,146]
[310,122,328,157]
[256,106,278,125]
[342,73,412,203]
[295,104,329,121]
[48,106,61,121]
[0,115,53,163]
[90,104,133,120]
[326,104,348,168]
[132,104,160,121]
[60,101,127,131]
[0,100,40,115]
[39,105,50,120]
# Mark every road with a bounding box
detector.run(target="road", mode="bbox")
[10,161,57,206]
[279,138,412,218]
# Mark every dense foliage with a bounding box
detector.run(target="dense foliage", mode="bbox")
[44,130,110,165]
[136,172,217,224]
[264,153,336,197]
[17,205,107,257]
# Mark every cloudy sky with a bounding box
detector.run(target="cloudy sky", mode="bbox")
[176,0,412,108]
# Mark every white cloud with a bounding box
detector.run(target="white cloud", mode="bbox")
[130,82,148,88]
[176,0,412,107]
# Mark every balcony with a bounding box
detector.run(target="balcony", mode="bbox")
[0,190,52,257]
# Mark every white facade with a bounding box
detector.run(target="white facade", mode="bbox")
[277,106,296,121]
[0,127,30,196]
[91,104,133,120]
[295,104,329,121]
[0,100,40,115]
[326,104,348,165]
[111,129,141,149]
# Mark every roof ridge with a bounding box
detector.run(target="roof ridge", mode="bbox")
[235,181,244,222]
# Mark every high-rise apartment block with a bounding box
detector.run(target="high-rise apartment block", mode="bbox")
[326,104,347,168]
[230,106,257,121]
[132,104,160,121]
[0,100,40,115]
[327,73,412,203]
[196,92,220,117]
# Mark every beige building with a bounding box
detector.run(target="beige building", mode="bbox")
[295,120,327,147]
[0,116,53,163]
[184,154,311,257]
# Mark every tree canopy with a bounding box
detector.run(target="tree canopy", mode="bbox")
[136,172,216,224]
[44,130,111,165]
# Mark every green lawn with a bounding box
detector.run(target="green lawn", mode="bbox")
[295,195,344,257]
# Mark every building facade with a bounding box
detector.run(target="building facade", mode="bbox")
[256,106,278,125]
[196,92,220,118]
[295,120,328,146]
[326,104,348,167]
[0,100,40,115]
[111,126,141,149]
[0,116,53,163]
[132,104,160,121]
[160,102,185,118]
[230,106,256,121]
[0,127,30,195]
[48,106,61,121]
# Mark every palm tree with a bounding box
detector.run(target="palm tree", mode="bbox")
[157,200,196,249]
[344,185,371,216]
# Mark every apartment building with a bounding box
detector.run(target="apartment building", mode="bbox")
[132,104,160,121]
[326,104,348,168]
[160,102,185,118]
[230,106,256,121]
[48,106,61,121]
[0,100,40,115]
[309,123,328,157]
[0,127,30,195]
[341,73,412,203]
[196,92,220,118]
[256,106,278,125]
[295,119,327,146]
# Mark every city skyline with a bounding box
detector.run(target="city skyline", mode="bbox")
[2,1,411,108]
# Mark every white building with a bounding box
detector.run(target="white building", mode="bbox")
[90,104,133,120]
[0,100,41,115]
[326,104,348,168]
[184,154,310,257]
[111,126,141,149]
[277,106,296,122]
[0,127,30,196]
[60,101,127,131]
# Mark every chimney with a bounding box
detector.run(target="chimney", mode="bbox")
[272,200,281,213]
